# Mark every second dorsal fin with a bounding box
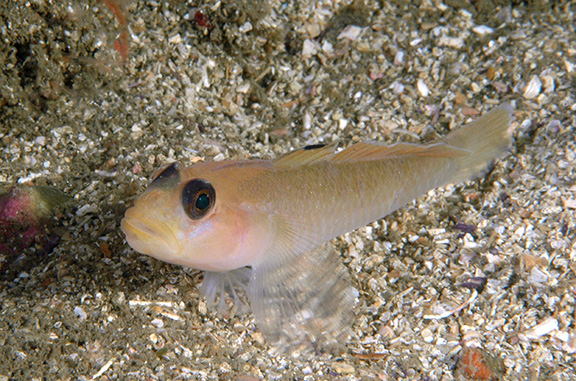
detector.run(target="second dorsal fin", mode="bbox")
[274,141,470,168]
[331,142,470,163]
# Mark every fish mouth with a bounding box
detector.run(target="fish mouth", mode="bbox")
[121,214,182,256]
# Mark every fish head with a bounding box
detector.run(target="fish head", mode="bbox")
[121,162,271,271]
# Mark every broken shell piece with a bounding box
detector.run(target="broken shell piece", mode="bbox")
[565,59,575,73]
[417,79,430,97]
[541,75,555,93]
[546,119,561,133]
[438,35,464,49]
[461,330,482,348]
[394,51,404,66]
[523,317,559,340]
[472,25,494,35]
[529,266,549,284]
[523,75,542,99]
[239,22,253,33]
[563,333,576,354]
[302,39,318,59]
[562,198,576,209]
[305,21,321,39]
[337,25,363,41]
[74,306,87,321]
[390,82,405,95]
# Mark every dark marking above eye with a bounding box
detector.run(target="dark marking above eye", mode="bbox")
[182,178,216,220]
[302,143,326,150]
[150,162,180,187]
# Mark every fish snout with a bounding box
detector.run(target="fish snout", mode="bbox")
[121,209,183,258]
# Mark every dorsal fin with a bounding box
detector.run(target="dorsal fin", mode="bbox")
[331,142,470,163]
[274,143,337,168]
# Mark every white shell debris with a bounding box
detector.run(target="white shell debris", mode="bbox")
[562,198,576,209]
[394,50,404,66]
[390,81,405,95]
[417,79,430,97]
[302,39,318,59]
[239,22,253,33]
[410,38,422,46]
[565,59,575,73]
[424,290,479,319]
[562,334,576,354]
[322,40,334,54]
[523,318,559,340]
[331,361,355,374]
[438,35,464,49]
[91,358,115,380]
[151,318,164,328]
[523,75,542,99]
[168,34,182,44]
[542,75,555,92]
[236,82,251,94]
[529,267,549,284]
[74,306,87,321]
[472,25,494,35]
[76,204,98,217]
[337,25,363,41]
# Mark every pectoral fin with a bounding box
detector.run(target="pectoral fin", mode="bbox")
[248,243,356,354]
[201,267,252,317]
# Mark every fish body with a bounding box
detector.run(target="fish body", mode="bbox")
[121,104,514,352]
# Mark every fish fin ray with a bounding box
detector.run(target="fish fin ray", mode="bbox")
[331,141,470,163]
[440,103,514,183]
[200,268,252,317]
[273,143,337,168]
[249,243,356,355]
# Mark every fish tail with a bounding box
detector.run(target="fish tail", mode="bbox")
[441,103,514,183]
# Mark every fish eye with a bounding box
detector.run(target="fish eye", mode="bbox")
[150,162,180,186]
[182,179,215,219]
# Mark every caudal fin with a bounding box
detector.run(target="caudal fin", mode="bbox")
[441,103,514,183]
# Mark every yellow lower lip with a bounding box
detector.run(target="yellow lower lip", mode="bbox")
[121,216,182,254]
[121,217,157,239]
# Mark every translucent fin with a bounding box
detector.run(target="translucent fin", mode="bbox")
[248,243,356,355]
[274,143,337,168]
[331,141,470,163]
[200,268,252,316]
[440,103,514,183]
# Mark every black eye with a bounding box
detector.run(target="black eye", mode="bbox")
[150,162,180,187]
[182,179,215,219]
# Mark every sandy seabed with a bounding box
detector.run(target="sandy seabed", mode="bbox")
[0,0,575,379]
